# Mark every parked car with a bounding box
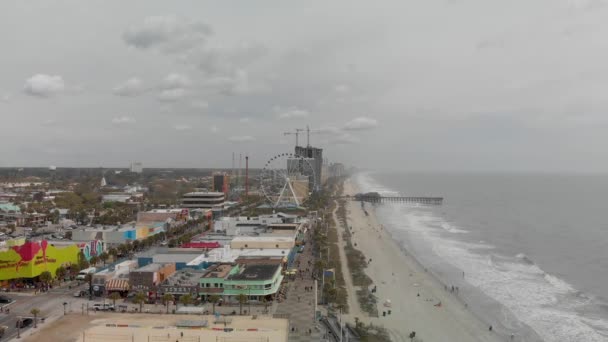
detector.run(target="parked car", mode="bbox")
[73,291,87,297]
[16,318,33,328]
[0,296,13,304]
[92,303,115,311]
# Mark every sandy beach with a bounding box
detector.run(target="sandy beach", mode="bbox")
[338,178,504,342]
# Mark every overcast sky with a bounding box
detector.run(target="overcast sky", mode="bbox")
[2,0,608,172]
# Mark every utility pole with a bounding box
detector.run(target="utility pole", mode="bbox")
[245,155,249,197]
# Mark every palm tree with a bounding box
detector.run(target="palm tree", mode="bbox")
[99,253,109,266]
[134,292,146,312]
[108,247,118,260]
[30,308,40,328]
[261,297,269,313]
[89,256,99,266]
[70,264,81,279]
[237,294,247,315]
[109,292,121,307]
[39,271,52,287]
[209,295,221,314]
[55,266,67,283]
[162,293,174,314]
[179,294,193,308]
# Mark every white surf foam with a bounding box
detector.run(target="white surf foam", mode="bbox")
[353,172,608,342]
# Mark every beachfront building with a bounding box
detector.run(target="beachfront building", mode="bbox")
[198,262,284,302]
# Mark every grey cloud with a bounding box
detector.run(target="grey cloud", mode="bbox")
[333,84,350,94]
[122,15,212,52]
[113,78,145,97]
[173,124,192,131]
[23,74,65,97]
[111,116,136,125]
[228,135,255,142]
[161,73,191,89]
[276,106,310,120]
[1,93,11,103]
[344,117,378,131]
[191,100,209,109]
[158,88,186,102]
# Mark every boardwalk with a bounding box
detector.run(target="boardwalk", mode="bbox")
[275,227,321,342]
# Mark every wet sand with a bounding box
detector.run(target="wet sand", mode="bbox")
[340,178,503,342]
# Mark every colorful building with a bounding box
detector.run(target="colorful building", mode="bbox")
[199,263,284,302]
[0,241,80,281]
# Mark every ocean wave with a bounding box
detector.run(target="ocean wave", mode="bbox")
[352,172,608,342]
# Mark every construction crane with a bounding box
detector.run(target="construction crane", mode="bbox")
[284,128,305,147]
[305,125,321,147]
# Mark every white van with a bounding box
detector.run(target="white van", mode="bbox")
[76,267,97,280]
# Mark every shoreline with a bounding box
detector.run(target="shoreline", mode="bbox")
[339,177,505,342]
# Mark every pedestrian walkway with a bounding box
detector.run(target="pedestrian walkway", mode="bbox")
[275,229,321,342]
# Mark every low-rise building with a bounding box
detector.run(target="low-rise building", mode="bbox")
[181,192,225,209]
[129,263,176,294]
[71,223,166,245]
[230,236,295,250]
[199,262,284,302]
[159,269,203,298]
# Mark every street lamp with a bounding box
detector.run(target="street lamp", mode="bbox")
[16,316,22,339]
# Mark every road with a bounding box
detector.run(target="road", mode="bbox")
[0,282,91,341]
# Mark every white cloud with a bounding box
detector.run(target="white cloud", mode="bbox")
[158,88,186,102]
[0,93,11,103]
[331,133,359,145]
[123,16,212,52]
[334,84,350,94]
[111,116,136,125]
[162,73,191,89]
[191,100,209,109]
[276,106,310,119]
[210,125,219,133]
[113,78,145,97]
[173,124,192,131]
[204,69,251,95]
[344,117,378,131]
[23,74,65,97]
[228,135,255,142]
[42,119,58,126]
[239,117,251,124]
[317,125,341,135]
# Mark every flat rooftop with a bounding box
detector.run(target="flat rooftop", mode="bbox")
[202,264,233,279]
[163,269,204,286]
[228,264,281,281]
[134,263,164,272]
[231,236,294,242]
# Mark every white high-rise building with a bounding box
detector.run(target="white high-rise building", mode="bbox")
[130,162,143,173]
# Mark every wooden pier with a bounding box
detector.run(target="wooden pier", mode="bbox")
[347,193,443,205]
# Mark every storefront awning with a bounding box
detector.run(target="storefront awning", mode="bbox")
[106,278,130,291]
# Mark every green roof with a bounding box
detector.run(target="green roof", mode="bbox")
[0,203,20,213]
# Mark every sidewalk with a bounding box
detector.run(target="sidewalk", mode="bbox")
[275,230,321,342]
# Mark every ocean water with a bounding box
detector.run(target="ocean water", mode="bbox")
[354,172,608,342]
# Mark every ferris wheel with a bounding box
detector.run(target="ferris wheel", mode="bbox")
[260,152,316,208]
